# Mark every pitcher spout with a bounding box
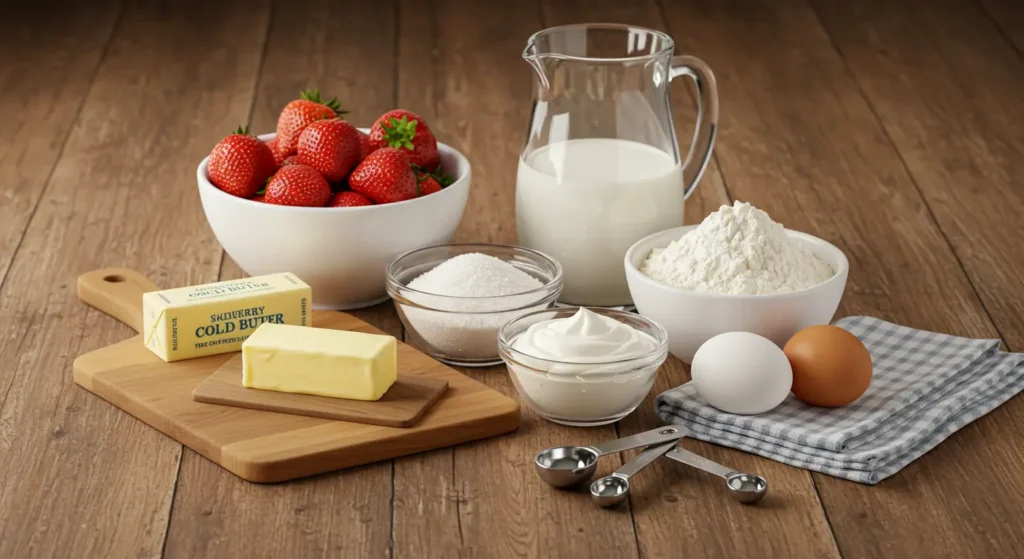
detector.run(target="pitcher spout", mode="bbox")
[522,38,551,90]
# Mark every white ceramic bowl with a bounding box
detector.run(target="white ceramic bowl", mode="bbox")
[624,225,849,363]
[197,131,471,310]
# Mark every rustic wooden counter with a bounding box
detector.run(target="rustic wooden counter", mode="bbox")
[1,0,1022,557]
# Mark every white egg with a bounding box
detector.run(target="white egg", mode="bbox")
[690,332,793,415]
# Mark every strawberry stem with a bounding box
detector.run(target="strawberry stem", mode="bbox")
[381,116,418,151]
[300,88,348,116]
[233,124,251,136]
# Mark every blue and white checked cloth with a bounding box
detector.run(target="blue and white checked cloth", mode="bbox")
[654,316,1024,484]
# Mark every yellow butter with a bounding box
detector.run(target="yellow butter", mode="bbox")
[143,273,310,362]
[241,323,397,401]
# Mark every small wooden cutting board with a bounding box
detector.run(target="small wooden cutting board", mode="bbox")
[72,268,520,483]
[193,355,448,428]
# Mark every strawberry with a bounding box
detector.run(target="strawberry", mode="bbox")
[296,119,361,182]
[251,194,266,203]
[417,176,442,196]
[275,89,347,154]
[349,148,418,204]
[281,155,300,166]
[328,191,373,207]
[415,168,453,196]
[368,110,439,169]
[208,125,277,198]
[264,164,331,207]
[264,138,291,167]
[358,130,373,160]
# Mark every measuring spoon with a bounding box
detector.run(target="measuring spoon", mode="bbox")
[589,439,679,508]
[665,446,768,504]
[535,426,686,488]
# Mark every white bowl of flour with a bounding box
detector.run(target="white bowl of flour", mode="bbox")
[624,202,849,363]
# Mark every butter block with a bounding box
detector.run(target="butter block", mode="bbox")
[241,323,397,401]
[143,273,310,362]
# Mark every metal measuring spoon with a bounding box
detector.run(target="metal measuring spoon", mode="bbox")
[534,426,686,488]
[664,446,768,504]
[589,439,680,508]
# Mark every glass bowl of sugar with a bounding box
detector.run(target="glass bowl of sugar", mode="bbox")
[386,243,563,367]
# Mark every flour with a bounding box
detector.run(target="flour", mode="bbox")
[400,253,550,363]
[640,201,834,295]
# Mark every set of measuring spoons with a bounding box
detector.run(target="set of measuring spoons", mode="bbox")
[534,426,768,508]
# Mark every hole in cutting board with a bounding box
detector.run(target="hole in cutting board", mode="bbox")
[103,274,125,283]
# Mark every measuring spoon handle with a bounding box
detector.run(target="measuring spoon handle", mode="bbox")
[614,440,680,479]
[590,426,687,456]
[665,446,737,479]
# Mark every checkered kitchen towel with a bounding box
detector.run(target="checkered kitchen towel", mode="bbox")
[655,316,1024,484]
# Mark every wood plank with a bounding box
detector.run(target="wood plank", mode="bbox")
[0,1,120,309]
[980,0,1024,54]
[807,0,1024,556]
[163,0,401,556]
[0,1,270,557]
[657,0,1021,557]
[390,1,646,557]
[536,1,840,558]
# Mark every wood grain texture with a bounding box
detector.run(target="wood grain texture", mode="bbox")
[194,355,448,427]
[980,0,1024,54]
[0,1,271,557]
[2,0,1024,557]
[164,0,405,554]
[808,0,1024,556]
[0,0,121,290]
[659,1,1022,557]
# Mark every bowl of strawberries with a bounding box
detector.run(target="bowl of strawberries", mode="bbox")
[197,90,470,310]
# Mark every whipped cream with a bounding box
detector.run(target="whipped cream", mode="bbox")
[513,307,657,367]
[504,308,666,426]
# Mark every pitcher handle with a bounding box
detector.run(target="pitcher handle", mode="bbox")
[669,55,719,200]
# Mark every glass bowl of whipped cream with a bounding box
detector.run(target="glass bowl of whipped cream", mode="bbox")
[498,307,669,426]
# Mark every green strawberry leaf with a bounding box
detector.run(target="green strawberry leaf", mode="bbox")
[382,115,419,151]
[233,124,251,136]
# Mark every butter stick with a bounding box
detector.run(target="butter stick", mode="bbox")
[142,273,310,362]
[241,323,397,401]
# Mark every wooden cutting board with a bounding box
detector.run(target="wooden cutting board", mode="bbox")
[192,355,449,427]
[72,268,520,483]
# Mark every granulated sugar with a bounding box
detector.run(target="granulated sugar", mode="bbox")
[407,253,543,297]
[400,253,550,362]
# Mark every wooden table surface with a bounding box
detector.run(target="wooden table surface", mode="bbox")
[2,0,1023,557]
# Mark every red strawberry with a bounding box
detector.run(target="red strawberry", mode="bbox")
[275,89,347,154]
[368,110,439,169]
[358,130,373,160]
[251,194,266,203]
[417,176,442,196]
[328,191,374,207]
[264,164,331,207]
[265,138,291,167]
[349,148,418,204]
[296,119,361,182]
[208,125,277,198]
[415,168,453,196]
[281,155,300,166]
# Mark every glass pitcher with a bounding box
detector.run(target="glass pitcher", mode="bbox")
[516,23,718,307]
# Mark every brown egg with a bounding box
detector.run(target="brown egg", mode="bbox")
[783,325,872,407]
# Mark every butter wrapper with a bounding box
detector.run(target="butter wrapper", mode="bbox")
[142,273,311,362]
